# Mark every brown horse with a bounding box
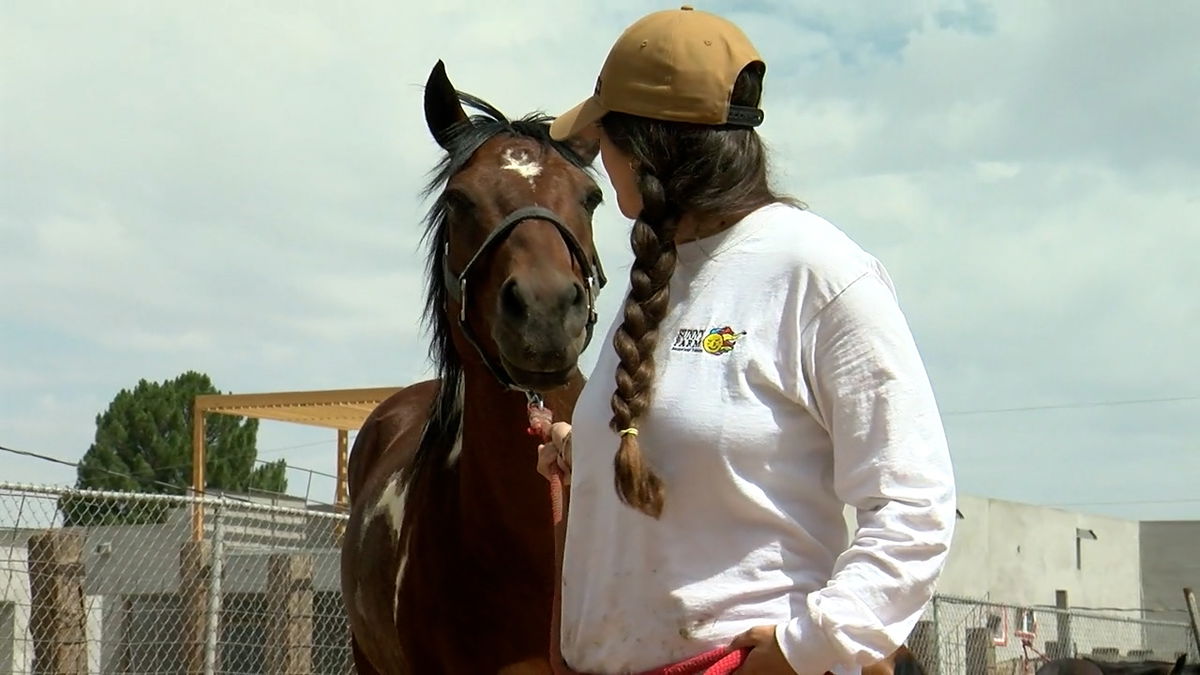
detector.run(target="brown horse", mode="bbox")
[1036,654,1195,675]
[339,61,605,674]
[860,645,927,675]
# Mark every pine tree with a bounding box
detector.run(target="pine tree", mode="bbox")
[60,371,287,526]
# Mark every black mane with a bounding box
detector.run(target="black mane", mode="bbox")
[412,91,593,475]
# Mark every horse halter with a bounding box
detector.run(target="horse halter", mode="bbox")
[442,205,607,393]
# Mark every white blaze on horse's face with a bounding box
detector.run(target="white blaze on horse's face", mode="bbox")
[500,148,542,186]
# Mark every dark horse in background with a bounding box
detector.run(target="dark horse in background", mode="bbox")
[1037,654,1195,675]
[339,61,606,674]
[340,60,935,675]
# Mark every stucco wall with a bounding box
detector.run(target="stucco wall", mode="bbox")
[845,493,1143,609]
[981,498,1142,611]
[1139,521,1200,621]
[1139,521,1200,659]
[844,492,1171,658]
[936,494,991,599]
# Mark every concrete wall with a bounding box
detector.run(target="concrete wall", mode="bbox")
[83,522,185,596]
[1139,521,1200,660]
[79,501,339,596]
[844,494,1168,667]
[844,494,1144,609]
[980,498,1142,611]
[1139,521,1200,621]
[936,494,991,600]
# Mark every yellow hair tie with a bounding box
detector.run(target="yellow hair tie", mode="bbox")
[618,427,639,437]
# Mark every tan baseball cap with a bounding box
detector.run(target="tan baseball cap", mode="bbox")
[549,5,765,141]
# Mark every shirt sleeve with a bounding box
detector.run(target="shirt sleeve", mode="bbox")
[775,270,957,672]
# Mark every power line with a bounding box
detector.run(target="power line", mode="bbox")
[257,438,345,456]
[146,451,340,481]
[254,458,338,481]
[0,442,216,499]
[0,443,337,508]
[1046,497,1200,507]
[943,395,1200,417]
[1029,604,1189,615]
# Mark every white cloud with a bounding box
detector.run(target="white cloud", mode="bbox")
[1,1,1196,520]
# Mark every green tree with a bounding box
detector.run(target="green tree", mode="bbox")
[60,371,288,526]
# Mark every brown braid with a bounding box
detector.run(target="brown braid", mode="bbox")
[601,64,798,519]
[608,168,678,518]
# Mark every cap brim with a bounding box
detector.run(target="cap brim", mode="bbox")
[549,95,608,141]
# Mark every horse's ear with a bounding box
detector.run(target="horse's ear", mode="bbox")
[557,121,599,165]
[425,60,469,150]
[564,135,599,166]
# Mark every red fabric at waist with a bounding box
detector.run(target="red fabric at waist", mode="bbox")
[555,645,750,675]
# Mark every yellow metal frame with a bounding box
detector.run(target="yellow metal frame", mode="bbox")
[190,386,401,540]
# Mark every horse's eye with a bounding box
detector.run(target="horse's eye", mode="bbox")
[581,189,603,213]
[445,190,475,212]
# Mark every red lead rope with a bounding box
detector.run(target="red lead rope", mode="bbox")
[527,402,566,525]
[526,401,750,675]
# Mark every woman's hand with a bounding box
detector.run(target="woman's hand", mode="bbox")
[731,625,799,674]
[536,421,573,485]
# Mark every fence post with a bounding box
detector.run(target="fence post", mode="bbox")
[335,429,349,545]
[180,537,212,675]
[27,529,87,675]
[1184,588,1200,659]
[965,627,994,675]
[203,503,225,675]
[1054,589,1072,659]
[930,595,943,675]
[265,553,314,675]
[909,619,939,675]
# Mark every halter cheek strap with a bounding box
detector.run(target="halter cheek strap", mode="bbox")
[442,205,607,392]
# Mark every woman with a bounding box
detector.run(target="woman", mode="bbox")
[537,6,957,675]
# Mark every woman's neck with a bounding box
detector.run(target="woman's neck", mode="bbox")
[673,212,732,245]
[673,199,780,245]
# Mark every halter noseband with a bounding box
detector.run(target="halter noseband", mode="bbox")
[442,205,607,393]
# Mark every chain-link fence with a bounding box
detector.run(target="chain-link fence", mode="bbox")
[912,595,1199,675]
[4,482,1198,675]
[1,482,352,675]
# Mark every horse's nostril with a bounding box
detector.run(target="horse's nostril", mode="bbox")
[501,279,527,318]
[572,282,585,308]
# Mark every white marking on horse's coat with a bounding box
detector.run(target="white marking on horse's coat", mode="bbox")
[392,548,409,624]
[369,472,411,621]
[444,426,464,467]
[445,376,466,468]
[371,471,409,540]
[501,148,542,186]
[353,586,366,621]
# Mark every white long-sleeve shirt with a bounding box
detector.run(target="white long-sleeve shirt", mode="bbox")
[559,202,957,674]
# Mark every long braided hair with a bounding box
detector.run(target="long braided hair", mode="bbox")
[601,63,800,518]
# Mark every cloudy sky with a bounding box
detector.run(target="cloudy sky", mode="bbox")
[2,1,1197,521]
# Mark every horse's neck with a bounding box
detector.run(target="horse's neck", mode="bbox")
[454,368,581,552]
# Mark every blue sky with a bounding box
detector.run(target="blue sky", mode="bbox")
[2,1,1197,520]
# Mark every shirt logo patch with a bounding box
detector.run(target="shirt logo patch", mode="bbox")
[671,326,746,355]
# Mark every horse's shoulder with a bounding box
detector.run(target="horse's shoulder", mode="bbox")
[347,379,440,503]
[366,379,440,442]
